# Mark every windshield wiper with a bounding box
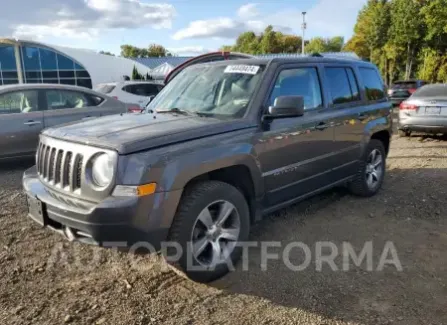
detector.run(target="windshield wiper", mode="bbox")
[156,107,190,115]
[156,108,213,117]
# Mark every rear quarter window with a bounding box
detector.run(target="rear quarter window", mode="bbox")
[359,67,385,101]
[87,94,105,106]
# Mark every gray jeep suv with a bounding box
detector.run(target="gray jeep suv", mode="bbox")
[23,57,393,282]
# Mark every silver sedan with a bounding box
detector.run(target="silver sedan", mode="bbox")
[398,84,447,137]
[0,83,127,160]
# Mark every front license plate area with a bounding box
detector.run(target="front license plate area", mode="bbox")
[27,195,46,226]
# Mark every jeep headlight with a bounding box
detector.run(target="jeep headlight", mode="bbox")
[91,153,114,187]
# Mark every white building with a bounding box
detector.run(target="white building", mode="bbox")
[0,38,152,88]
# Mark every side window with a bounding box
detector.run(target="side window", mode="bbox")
[359,68,385,101]
[87,94,104,106]
[0,90,39,114]
[346,68,360,100]
[325,67,360,104]
[268,67,323,110]
[46,90,91,110]
[122,85,133,94]
[142,84,159,95]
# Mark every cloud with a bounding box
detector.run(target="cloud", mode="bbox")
[267,0,364,39]
[172,0,364,41]
[167,46,211,56]
[237,3,260,19]
[1,0,176,41]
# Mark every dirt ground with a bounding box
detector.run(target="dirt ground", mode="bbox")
[0,134,446,325]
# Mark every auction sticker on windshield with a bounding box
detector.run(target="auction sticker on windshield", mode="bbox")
[224,65,260,75]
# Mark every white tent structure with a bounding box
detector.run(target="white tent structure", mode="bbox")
[150,62,174,80]
[0,38,152,88]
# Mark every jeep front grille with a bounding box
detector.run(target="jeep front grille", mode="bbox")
[36,142,84,191]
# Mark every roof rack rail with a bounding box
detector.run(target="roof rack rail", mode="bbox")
[256,52,363,61]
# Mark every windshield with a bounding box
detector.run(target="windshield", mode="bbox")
[392,81,417,89]
[147,63,265,117]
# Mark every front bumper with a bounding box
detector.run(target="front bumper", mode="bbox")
[399,115,447,133]
[22,166,182,249]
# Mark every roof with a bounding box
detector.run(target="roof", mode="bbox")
[0,83,105,95]
[186,56,374,68]
[96,80,163,86]
[131,57,192,69]
[132,52,363,71]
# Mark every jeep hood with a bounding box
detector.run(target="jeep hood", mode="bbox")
[42,113,256,154]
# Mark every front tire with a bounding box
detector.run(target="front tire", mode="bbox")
[348,139,386,197]
[165,181,250,283]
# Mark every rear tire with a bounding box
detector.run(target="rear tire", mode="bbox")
[348,139,386,197]
[165,181,250,283]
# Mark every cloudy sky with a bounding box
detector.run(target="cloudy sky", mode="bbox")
[0,0,366,56]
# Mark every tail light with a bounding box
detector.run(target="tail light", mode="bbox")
[127,105,143,113]
[399,102,418,110]
[408,88,417,94]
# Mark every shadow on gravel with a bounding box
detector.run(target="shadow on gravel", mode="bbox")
[0,157,35,172]
[212,168,447,325]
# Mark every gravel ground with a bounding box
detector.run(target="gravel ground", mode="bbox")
[0,135,446,325]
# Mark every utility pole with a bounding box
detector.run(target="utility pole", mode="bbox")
[301,12,307,55]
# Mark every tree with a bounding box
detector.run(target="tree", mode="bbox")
[305,37,327,54]
[131,65,144,80]
[388,0,425,79]
[233,31,260,53]
[305,37,345,54]
[219,45,233,52]
[147,44,168,57]
[121,45,144,58]
[259,26,282,54]
[326,36,345,52]
[280,35,302,53]
[222,27,304,54]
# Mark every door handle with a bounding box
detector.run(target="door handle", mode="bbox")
[24,120,41,126]
[315,122,328,131]
[357,113,368,121]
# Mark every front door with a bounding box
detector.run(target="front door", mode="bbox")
[256,65,337,207]
[0,89,43,159]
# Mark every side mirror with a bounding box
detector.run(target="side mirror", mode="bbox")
[267,96,305,118]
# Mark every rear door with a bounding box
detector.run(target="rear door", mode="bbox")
[0,89,43,158]
[42,89,111,128]
[323,65,365,179]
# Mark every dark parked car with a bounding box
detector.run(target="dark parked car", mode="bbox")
[398,83,447,137]
[388,79,428,106]
[23,57,392,282]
